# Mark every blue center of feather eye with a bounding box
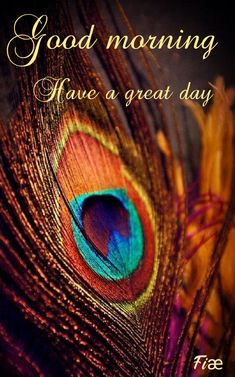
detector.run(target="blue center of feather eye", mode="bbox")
[70,189,144,280]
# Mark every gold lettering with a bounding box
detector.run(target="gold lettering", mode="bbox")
[33,76,99,103]
[7,14,47,67]
[33,77,69,103]
[105,29,218,59]
[125,87,173,107]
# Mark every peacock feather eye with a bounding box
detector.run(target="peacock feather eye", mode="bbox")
[56,113,157,304]
[70,189,144,281]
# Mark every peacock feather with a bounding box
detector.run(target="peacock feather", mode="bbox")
[0,1,235,376]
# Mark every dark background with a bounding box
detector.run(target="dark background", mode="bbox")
[1,0,234,82]
[120,0,235,86]
[0,0,234,119]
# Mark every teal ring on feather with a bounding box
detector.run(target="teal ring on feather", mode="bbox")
[57,127,156,302]
[70,189,144,280]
